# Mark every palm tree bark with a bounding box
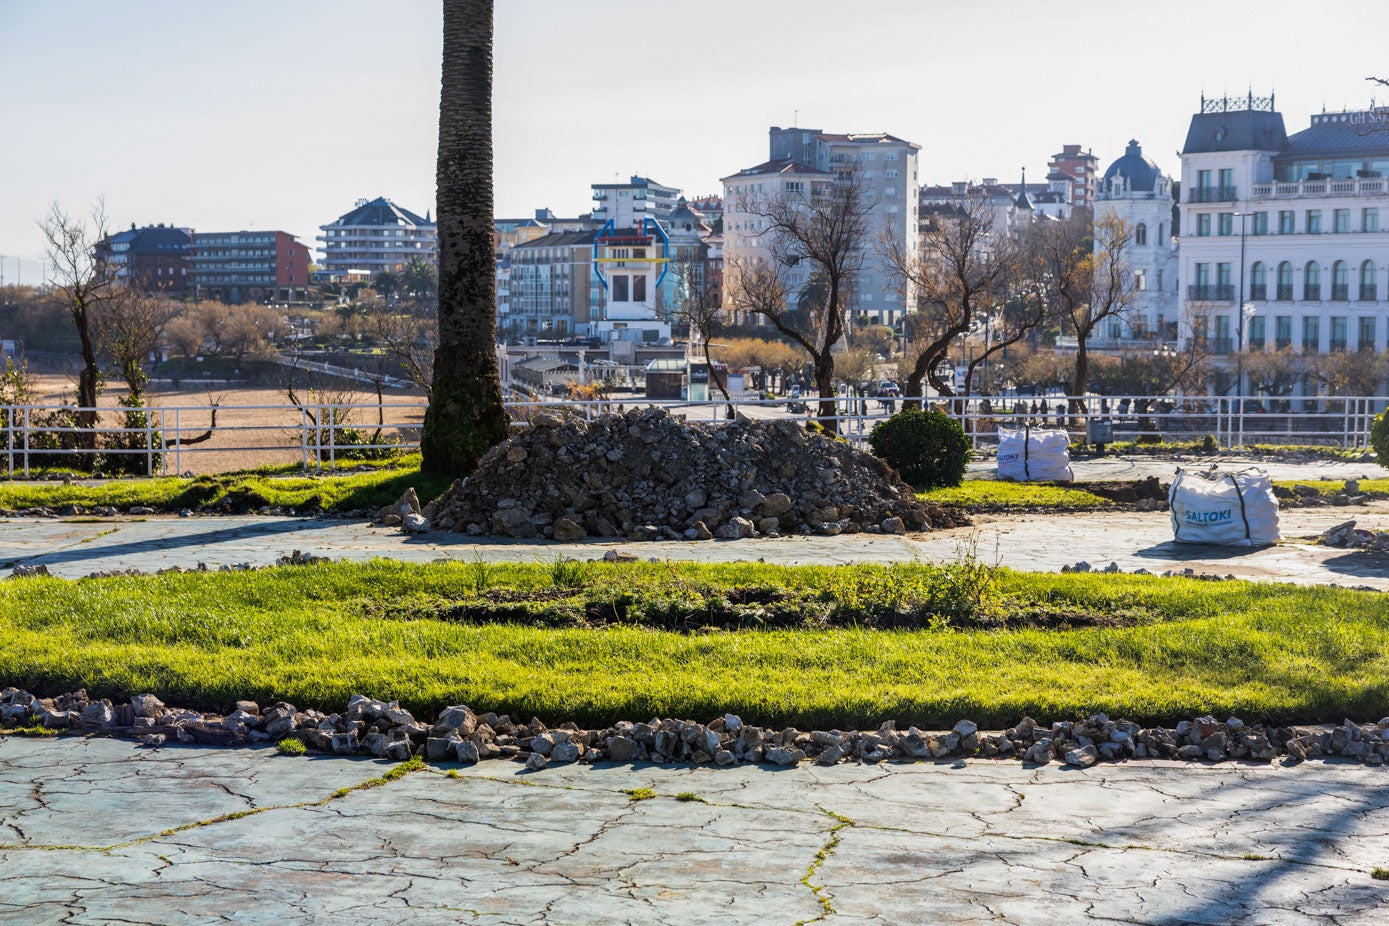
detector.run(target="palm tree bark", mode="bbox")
[421,0,507,474]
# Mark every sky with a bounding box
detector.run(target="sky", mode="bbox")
[2,0,1387,284]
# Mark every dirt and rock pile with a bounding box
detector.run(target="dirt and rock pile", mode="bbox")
[424,408,965,541]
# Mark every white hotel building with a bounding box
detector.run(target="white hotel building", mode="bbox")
[1178,95,1389,390]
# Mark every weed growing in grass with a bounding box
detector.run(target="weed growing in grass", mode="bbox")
[549,555,591,589]
[276,738,306,756]
[625,787,656,801]
[469,554,496,594]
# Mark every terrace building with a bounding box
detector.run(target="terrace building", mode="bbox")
[318,197,437,275]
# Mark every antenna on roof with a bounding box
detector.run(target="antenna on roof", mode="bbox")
[793,109,798,127]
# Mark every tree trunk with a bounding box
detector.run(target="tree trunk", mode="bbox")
[1070,336,1090,420]
[421,0,508,475]
[814,354,837,434]
[73,311,100,441]
[704,344,734,419]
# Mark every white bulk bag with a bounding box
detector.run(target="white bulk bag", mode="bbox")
[1168,467,1280,547]
[996,427,1073,482]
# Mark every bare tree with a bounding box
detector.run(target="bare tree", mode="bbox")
[164,315,204,359]
[725,172,873,433]
[670,249,733,415]
[369,302,437,397]
[1035,210,1138,410]
[886,198,1015,405]
[39,200,118,439]
[94,290,179,405]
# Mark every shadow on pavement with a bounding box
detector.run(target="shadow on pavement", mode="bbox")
[1319,551,1389,579]
[1133,541,1270,562]
[1118,768,1389,924]
[14,519,345,570]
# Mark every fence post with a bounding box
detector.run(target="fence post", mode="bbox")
[174,407,182,475]
[5,405,11,478]
[145,411,154,476]
[22,406,30,478]
[329,403,336,470]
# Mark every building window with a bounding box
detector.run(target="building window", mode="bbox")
[1196,214,1211,236]
[1217,262,1232,294]
[1219,168,1234,191]
[1135,222,1147,246]
[1252,211,1268,235]
[612,275,629,302]
[1364,208,1380,233]
[1304,262,1321,301]
[1248,315,1266,349]
[1306,210,1322,234]
[1135,269,1146,291]
[633,274,646,302]
[1303,316,1320,352]
[1197,169,1212,190]
[1332,261,1350,301]
[1334,209,1350,233]
[1277,262,1294,301]
[1219,212,1234,236]
[1330,316,1348,352]
[1359,316,1376,350]
[1279,210,1295,234]
[1361,260,1377,301]
[1250,262,1267,300]
[1275,315,1292,349]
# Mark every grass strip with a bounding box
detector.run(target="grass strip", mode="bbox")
[0,455,452,514]
[3,560,1389,729]
[921,482,1115,510]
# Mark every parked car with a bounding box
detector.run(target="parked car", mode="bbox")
[878,380,901,397]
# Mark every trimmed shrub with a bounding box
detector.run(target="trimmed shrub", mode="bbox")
[1371,411,1389,469]
[868,408,970,489]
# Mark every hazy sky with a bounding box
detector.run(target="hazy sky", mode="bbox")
[2,0,1386,283]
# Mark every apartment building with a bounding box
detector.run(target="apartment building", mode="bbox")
[191,230,310,302]
[722,126,920,326]
[1178,95,1389,386]
[591,176,680,229]
[94,223,193,295]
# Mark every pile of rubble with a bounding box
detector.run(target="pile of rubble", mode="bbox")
[423,408,963,542]
[6,688,1389,769]
[1277,478,1379,508]
[1318,519,1389,552]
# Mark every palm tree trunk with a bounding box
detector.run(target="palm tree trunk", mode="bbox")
[421,0,508,475]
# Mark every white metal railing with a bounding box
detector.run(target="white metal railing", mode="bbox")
[1,393,1384,478]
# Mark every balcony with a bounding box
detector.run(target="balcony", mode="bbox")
[1276,285,1294,301]
[1361,285,1378,301]
[1303,339,1320,352]
[1188,186,1237,203]
[1330,339,1348,352]
[1304,285,1321,301]
[1249,283,1268,300]
[1275,338,1292,350]
[1212,337,1235,355]
[1250,178,1389,198]
[1187,283,1235,301]
[1331,284,1350,301]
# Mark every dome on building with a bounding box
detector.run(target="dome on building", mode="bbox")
[1102,140,1161,192]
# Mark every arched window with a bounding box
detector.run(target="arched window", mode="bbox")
[1304,261,1321,301]
[1135,222,1147,246]
[1361,260,1377,301]
[1250,262,1267,300]
[1332,260,1349,300]
[1277,261,1293,300]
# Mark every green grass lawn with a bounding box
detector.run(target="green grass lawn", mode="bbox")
[921,481,1115,510]
[0,456,452,514]
[3,559,1387,729]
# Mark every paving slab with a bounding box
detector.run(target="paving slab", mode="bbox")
[4,504,1389,588]
[2,735,1387,924]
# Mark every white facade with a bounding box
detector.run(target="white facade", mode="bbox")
[1178,98,1389,383]
[1094,140,1180,345]
[591,175,680,229]
[318,197,437,274]
[721,127,919,326]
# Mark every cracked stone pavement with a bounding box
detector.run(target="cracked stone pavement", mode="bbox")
[2,735,1388,924]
